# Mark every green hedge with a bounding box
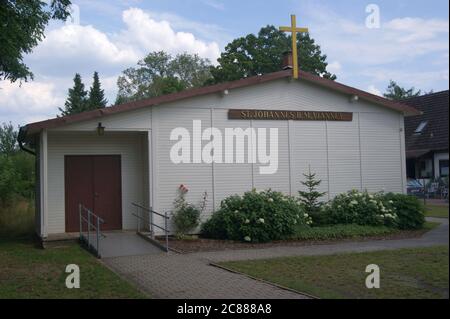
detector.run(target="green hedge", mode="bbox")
[201,189,308,243]
[291,224,396,241]
[382,193,425,230]
[201,189,426,243]
[317,190,425,230]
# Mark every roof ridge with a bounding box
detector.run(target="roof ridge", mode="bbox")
[21,69,421,138]
[403,89,449,101]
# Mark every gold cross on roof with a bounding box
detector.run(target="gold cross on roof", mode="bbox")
[279,15,309,79]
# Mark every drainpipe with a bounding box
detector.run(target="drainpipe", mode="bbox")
[17,126,36,156]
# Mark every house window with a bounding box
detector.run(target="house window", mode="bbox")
[440,160,449,177]
[414,121,428,135]
[418,159,433,178]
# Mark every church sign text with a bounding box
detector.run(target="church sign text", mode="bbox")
[229,110,353,122]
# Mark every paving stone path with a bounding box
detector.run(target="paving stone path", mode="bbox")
[103,217,448,299]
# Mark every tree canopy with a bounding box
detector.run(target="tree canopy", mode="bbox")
[115,51,212,104]
[0,123,35,203]
[383,80,429,101]
[210,25,336,83]
[0,0,72,83]
[59,74,87,116]
[0,122,17,156]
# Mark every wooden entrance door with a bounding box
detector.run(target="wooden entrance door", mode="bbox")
[65,155,122,232]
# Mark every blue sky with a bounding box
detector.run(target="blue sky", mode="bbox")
[1,0,448,127]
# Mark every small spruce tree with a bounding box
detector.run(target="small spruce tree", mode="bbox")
[59,73,88,116]
[88,71,108,109]
[298,166,326,216]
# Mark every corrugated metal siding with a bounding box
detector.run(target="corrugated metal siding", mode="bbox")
[327,115,362,197]
[290,121,329,199]
[154,107,214,227]
[46,132,146,234]
[360,112,403,192]
[152,79,406,225]
[213,110,253,210]
[252,120,290,195]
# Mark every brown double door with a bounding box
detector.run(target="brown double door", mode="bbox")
[65,155,122,232]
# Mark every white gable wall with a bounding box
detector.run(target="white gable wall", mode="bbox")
[150,78,406,228]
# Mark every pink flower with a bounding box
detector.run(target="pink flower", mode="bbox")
[179,184,189,193]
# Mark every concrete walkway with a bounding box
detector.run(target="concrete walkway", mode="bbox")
[103,218,448,299]
[193,217,449,263]
[100,232,164,258]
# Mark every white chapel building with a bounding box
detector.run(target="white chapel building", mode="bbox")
[19,68,420,239]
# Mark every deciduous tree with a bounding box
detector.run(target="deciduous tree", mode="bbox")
[115,51,212,104]
[210,25,336,84]
[383,80,427,101]
[0,0,71,83]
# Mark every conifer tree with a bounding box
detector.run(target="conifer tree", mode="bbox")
[88,71,108,109]
[59,73,88,116]
[298,167,327,215]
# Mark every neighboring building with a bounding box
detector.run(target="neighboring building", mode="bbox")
[19,69,419,239]
[404,90,449,181]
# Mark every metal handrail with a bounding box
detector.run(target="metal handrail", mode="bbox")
[132,203,169,219]
[132,203,169,252]
[79,204,105,258]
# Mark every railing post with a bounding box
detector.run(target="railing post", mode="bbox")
[87,210,90,249]
[96,217,100,258]
[136,206,140,233]
[164,212,169,253]
[150,207,154,239]
[79,204,82,241]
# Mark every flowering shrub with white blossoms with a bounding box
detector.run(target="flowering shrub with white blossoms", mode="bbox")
[321,190,399,227]
[201,189,307,242]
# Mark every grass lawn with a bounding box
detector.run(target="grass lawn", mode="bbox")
[426,205,449,218]
[0,237,148,299]
[220,246,449,299]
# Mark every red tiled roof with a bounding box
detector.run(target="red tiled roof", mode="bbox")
[21,69,421,138]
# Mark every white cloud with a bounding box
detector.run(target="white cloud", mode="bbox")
[117,8,221,63]
[28,7,222,76]
[295,0,449,95]
[327,61,342,74]
[203,0,225,11]
[299,2,449,67]
[2,7,222,126]
[367,85,382,96]
[362,68,449,91]
[0,80,65,125]
[384,18,449,43]
[32,24,138,67]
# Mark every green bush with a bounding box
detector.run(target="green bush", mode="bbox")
[319,190,426,230]
[382,193,425,230]
[321,190,398,228]
[201,189,309,243]
[172,205,201,237]
[172,186,204,238]
[0,156,19,203]
[0,198,35,238]
[291,224,396,241]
